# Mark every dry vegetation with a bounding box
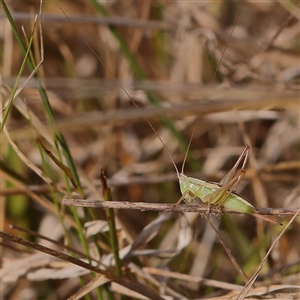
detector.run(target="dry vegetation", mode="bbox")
[1,1,300,299]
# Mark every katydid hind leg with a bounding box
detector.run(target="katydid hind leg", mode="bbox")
[218,145,250,186]
[213,168,247,207]
[208,145,249,207]
[204,168,247,208]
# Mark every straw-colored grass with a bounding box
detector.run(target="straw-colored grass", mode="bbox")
[1,1,299,299]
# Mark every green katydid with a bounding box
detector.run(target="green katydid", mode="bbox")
[170,144,279,224]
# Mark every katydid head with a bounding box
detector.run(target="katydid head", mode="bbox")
[178,173,189,192]
[178,173,195,204]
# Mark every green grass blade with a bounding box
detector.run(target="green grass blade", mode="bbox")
[1,0,82,190]
[0,19,35,130]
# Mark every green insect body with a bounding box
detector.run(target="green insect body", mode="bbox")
[179,173,255,214]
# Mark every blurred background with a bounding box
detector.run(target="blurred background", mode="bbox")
[1,1,299,299]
